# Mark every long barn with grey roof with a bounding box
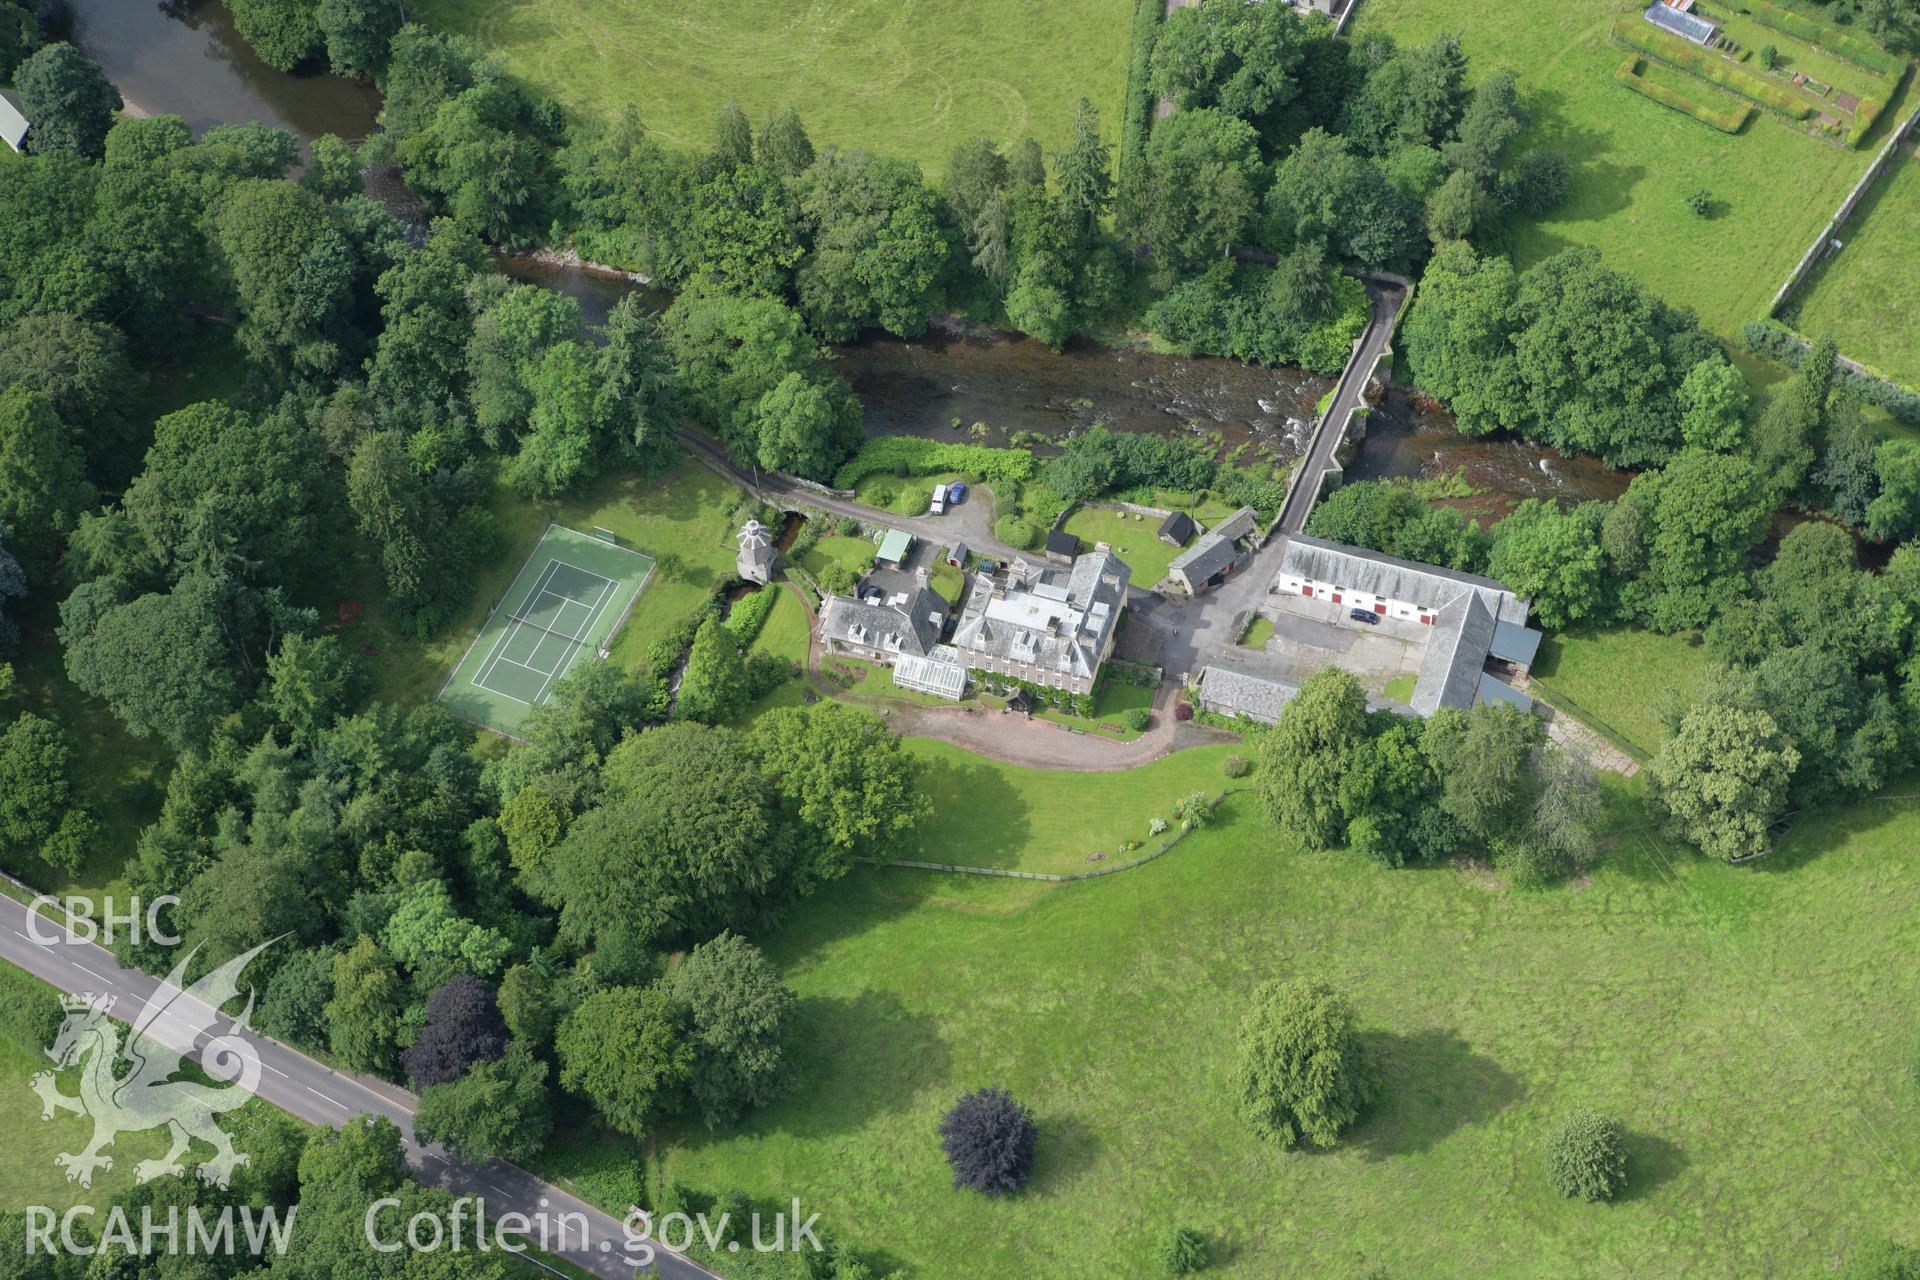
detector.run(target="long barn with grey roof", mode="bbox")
[1273,535,1540,716]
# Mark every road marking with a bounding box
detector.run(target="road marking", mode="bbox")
[262,1063,288,1079]
[304,1087,349,1111]
[73,963,109,985]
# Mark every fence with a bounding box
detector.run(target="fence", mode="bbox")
[863,787,1248,881]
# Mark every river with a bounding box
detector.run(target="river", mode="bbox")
[56,0,1630,514]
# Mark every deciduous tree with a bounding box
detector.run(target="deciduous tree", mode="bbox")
[1257,668,1369,850]
[1232,977,1376,1149]
[1649,703,1798,861]
[665,932,797,1128]
[16,44,122,158]
[555,985,693,1138]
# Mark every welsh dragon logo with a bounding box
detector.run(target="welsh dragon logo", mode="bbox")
[30,940,277,1190]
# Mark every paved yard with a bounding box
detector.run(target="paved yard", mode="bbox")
[1242,590,1426,696]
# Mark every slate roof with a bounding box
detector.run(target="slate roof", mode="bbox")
[1281,536,1531,625]
[1169,531,1239,586]
[1157,511,1197,546]
[1476,672,1534,711]
[820,586,945,658]
[1411,592,1496,716]
[1196,665,1299,724]
[1045,529,1081,558]
[0,94,26,153]
[1489,620,1543,667]
[952,549,1130,682]
[1210,506,1259,542]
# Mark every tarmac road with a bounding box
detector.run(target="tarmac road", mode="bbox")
[0,887,726,1280]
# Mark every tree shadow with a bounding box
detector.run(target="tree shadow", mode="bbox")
[1353,1027,1524,1160]
[678,990,948,1148]
[1025,1110,1100,1195]
[1748,779,1920,875]
[1517,87,1649,229]
[892,752,1034,872]
[1614,1126,1689,1202]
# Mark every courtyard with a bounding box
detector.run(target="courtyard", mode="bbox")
[1232,588,1427,703]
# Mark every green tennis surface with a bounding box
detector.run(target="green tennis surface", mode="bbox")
[438,524,655,738]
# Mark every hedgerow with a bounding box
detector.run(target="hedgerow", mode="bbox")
[831,437,1036,490]
[1612,19,1816,119]
[1614,56,1754,133]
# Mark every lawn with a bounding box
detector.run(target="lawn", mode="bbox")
[411,0,1132,179]
[1239,615,1275,648]
[1788,151,1920,388]
[1035,674,1158,741]
[797,534,879,584]
[1354,0,1900,336]
[1527,625,1711,759]
[890,739,1239,876]
[660,785,1920,1278]
[1062,506,1185,587]
[356,460,746,707]
[731,587,815,722]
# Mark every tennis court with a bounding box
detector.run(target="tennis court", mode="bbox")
[438,524,655,738]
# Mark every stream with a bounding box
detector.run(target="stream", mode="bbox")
[55,0,1632,515]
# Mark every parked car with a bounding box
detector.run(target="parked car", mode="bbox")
[947,481,967,502]
[1349,608,1380,625]
[929,484,947,514]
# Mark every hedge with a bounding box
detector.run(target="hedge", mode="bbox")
[832,437,1036,490]
[1612,18,1817,118]
[1739,0,1907,78]
[1615,56,1755,132]
[1849,92,1889,145]
[724,584,781,645]
[1743,320,1920,424]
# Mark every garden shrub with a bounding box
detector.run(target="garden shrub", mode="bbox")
[1158,1224,1209,1276]
[1742,0,1906,77]
[1545,1107,1629,1202]
[1222,754,1249,779]
[938,1087,1036,1196]
[1122,707,1151,732]
[723,586,781,645]
[994,514,1038,549]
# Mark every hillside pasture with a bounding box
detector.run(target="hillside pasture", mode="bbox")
[411,0,1132,178]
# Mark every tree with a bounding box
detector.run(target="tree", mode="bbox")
[711,102,754,170]
[228,0,322,71]
[59,579,245,752]
[1488,500,1607,629]
[15,44,122,158]
[555,985,693,1138]
[1158,1225,1210,1277]
[1839,1239,1920,1280]
[212,179,358,378]
[1867,440,1920,543]
[316,0,404,78]
[1649,703,1799,861]
[938,1087,1036,1196]
[1258,668,1369,850]
[299,133,364,201]
[1442,70,1528,181]
[399,86,545,247]
[1619,448,1771,631]
[1147,0,1310,121]
[688,162,803,296]
[1400,241,1526,435]
[0,386,92,576]
[679,615,751,725]
[1431,702,1541,844]
[414,1039,552,1162]
[794,149,952,341]
[756,106,815,178]
[1528,749,1603,880]
[0,312,140,484]
[0,4,37,84]
[1424,168,1496,245]
[324,937,406,1075]
[368,221,488,422]
[0,713,94,877]
[263,633,359,747]
[1498,147,1571,216]
[1143,109,1264,278]
[1340,32,1471,154]
[751,701,930,861]
[664,932,798,1128]
[1232,977,1377,1149]
[402,974,510,1088]
[1544,1107,1628,1202]
[1053,98,1113,243]
[549,723,780,955]
[1676,355,1750,453]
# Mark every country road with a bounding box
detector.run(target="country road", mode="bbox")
[0,888,724,1280]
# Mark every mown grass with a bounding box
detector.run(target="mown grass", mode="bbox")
[1528,625,1711,759]
[660,786,1920,1278]
[889,739,1237,876]
[1062,506,1184,587]
[1788,149,1920,388]
[1354,0,1897,336]
[411,0,1132,179]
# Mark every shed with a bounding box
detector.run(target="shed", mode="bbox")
[1488,621,1543,672]
[0,93,27,154]
[1195,665,1299,725]
[1475,672,1533,712]
[1045,529,1081,559]
[1157,511,1197,547]
[945,541,969,569]
[875,528,914,567]
[1167,531,1239,595]
[1210,506,1259,543]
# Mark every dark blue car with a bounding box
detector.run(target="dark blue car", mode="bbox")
[1349,608,1380,625]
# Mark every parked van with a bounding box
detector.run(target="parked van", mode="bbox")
[929,483,948,514]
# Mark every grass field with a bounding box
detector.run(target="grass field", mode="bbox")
[1354,0,1902,336]
[1788,150,1920,387]
[411,0,1132,179]
[660,784,1920,1278]
[1528,626,1711,759]
[1063,507,1185,587]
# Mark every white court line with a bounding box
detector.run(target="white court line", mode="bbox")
[473,560,563,691]
[529,577,615,706]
